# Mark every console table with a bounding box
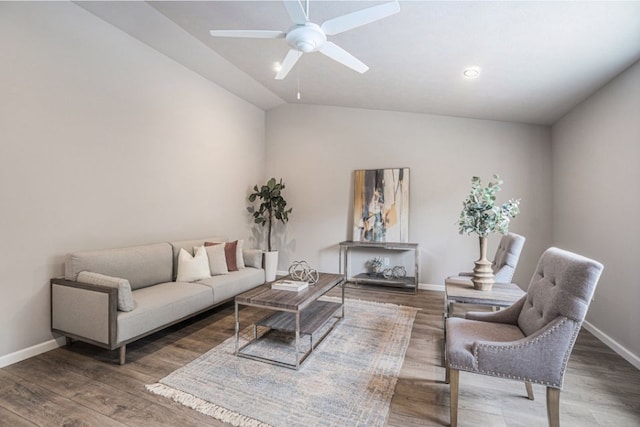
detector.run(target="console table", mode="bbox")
[339,241,419,294]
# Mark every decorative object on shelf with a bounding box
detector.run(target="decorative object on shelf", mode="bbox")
[353,168,409,243]
[366,257,383,274]
[382,265,407,279]
[458,175,520,291]
[248,177,293,282]
[288,260,319,285]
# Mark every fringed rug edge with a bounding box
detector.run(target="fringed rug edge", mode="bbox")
[145,383,273,427]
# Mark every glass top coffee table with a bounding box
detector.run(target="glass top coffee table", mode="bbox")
[234,272,345,370]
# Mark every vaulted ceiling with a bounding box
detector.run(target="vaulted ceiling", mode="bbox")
[80,1,640,125]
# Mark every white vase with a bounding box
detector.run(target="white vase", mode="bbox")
[264,251,278,282]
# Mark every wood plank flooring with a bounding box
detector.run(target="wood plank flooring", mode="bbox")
[1,287,639,426]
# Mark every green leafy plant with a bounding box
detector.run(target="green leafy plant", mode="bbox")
[248,177,292,252]
[458,175,520,237]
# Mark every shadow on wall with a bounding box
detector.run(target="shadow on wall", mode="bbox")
[247,223,296,271]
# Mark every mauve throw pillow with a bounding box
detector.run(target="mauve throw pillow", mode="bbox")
[206,240,239,271]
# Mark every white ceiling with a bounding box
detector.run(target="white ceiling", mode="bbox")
[80,1,640,125]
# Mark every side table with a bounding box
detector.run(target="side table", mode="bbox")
[444,278,526,319]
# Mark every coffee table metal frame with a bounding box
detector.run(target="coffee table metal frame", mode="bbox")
[234,273,345,370]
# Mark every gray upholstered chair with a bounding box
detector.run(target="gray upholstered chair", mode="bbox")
[452,232,526,283]
[446,247,603,427]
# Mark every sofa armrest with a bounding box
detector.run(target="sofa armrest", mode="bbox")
[50,278,117,349]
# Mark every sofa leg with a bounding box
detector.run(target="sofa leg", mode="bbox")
[449,368,459,427]
[525,381,534,400]
[65,337,73,346]
[546,387,560,427]
[119,345,126,365]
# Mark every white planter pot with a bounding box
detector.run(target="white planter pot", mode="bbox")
[264,251,278,282]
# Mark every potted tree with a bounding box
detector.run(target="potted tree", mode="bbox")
[458,175,520,290]
[248,177,292,282]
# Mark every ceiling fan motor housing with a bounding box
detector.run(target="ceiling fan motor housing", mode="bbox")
[286,23,327,53]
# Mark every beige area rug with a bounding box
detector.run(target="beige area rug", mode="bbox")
[146,297,419,427]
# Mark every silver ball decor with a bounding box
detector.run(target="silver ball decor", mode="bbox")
[288,260,319,285]
[382,265,407,279]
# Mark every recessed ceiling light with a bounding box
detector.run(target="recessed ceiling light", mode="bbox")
[463,66,481,79]
[274,62,282,72]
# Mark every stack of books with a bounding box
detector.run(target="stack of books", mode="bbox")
[271,280,309,292]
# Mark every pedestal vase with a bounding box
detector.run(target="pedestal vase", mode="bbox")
[472,236,495,291]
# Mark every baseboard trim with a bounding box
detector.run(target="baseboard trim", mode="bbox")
[0,336,66,368]
[582,320,640,370]
[418,283,444,292]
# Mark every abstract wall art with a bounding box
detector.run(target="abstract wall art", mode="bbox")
[353,168,409,242]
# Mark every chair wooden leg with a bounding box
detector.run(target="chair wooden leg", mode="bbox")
[546,387,560,427]
[525,381,534,400]
[119,345,126,365]
[449,368,459,427]
[445,366,450,384]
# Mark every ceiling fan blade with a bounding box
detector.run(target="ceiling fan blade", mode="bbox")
[320,1,400,36]
[209,30,285,39]
[319,42,369,74]
[275,49,302,80]
[283,0,308,25]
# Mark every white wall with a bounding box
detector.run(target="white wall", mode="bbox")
[266,104,552,287]
[552,60,640,362]
[0,3,265,359]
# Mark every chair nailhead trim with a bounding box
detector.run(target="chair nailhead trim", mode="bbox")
[451,317,581,388]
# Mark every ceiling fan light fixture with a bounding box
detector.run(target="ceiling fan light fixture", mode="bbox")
[463,66,481,79]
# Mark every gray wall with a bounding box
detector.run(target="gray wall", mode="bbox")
[265,104,552,287]
[0,3,265,359]
[552,59,640,361]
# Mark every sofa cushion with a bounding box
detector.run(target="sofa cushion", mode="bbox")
[197,267,265,304]
[65,243,173,290]
[116,282,214,343]
[176,247,211,282]
[204,244,229,276]
[243,248,263,269]
[169,236,227,280]
[77,271,135,312]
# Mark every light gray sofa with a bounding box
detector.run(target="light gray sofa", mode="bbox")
[51,237,265,364]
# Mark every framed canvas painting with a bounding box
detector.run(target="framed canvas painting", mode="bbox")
[353,168,409,242]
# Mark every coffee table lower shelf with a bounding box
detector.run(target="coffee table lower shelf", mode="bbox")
[257,300,342,336]
[237,301,343,370]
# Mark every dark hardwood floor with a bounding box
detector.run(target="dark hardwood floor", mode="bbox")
[1,287,639,426]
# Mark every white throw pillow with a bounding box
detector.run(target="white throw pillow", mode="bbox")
[77,271,135,312]
[176,246,211,282]
[202,244,229,276]
[208,239,245,269]
[243,249,263,269]
[236,239,245,269]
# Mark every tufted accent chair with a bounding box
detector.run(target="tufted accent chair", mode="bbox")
[449,232,526,284]
[446,247,603,427]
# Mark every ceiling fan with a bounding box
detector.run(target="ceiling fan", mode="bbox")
[209,0,400,80]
